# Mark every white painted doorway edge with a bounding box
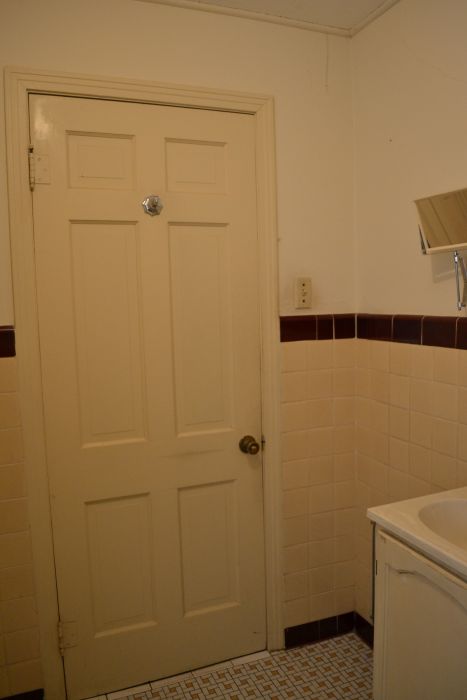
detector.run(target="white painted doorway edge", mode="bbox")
[4,66,283,700]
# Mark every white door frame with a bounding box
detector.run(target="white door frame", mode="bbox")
[4,66,283,700]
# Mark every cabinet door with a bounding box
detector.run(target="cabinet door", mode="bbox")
[373,530,467,700]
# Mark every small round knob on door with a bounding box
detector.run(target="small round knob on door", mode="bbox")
[239,435,260,455]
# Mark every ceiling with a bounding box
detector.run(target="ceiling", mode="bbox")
[149,0,401,35]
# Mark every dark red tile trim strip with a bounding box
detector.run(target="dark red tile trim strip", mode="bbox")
[0,326,15,358]
[280,314,467,350]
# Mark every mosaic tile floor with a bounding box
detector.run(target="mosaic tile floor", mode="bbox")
[95,633,373,700]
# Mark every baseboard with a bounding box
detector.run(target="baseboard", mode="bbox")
[284,611,373,649]
[4,691,44,700]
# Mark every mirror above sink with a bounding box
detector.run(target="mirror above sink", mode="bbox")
[415,186,467,254]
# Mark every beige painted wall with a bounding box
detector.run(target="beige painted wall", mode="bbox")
[353,0,467,315]
[0,0,354,324]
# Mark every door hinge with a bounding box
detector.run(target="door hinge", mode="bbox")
[58,620,78,656]
[28,145,35,191]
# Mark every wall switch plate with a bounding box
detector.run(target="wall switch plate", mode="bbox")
[294,277,312,309]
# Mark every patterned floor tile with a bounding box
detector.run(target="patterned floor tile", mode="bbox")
[124,633,372,700]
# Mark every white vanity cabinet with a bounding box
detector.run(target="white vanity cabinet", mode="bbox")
[373,528,467,700]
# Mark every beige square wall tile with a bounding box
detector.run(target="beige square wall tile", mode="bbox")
[459,350,467,387]
[283,544,308,574]
[308,340,334,370]
[388,468,409,501]
[333,339,355,368]
[334,560,355,588]
[0,395,21,429]
[432,418,457,457]
[7,658,43,696]
[333,369,354,397]
[309,370,333,399]
[283,489,308,517]
[309,591,335,622]
[458,424,467,462]
[281,430,309,461]
[432,382,458,422]
[284,572,309,602]
[284,597,309,628]
[0,464,26,500]
[0,666,9,698]
[282,459,309,491]
[309,399,333,428]
[334,397,355,426]
[390,342,411,376]
[335,535,355,562]
[431,453,457,490]
[334,508,356,536]
[0,429,23,466]
[281,401,311,433]
[355,339,369,369]
[0,358,18,393]
[334,453,354,482]
[389,407,410,441]
[433,347,458,385]
[309,513,334,542]
[355,368,371,398]
[335,480,355,510]
[283,515,308,546]
[389,437,409,472]
[409,444,432,482]
[410,411,432,449]
[368,341,390,372]
[309,565,333,594]
[309,483,334,514]
[281,341,308,372]
[0,566,35,601]
[5,628,40,665]
[281,372,309,403]
[0,532,33,569]
[410,379,433,415]
[333,425,354,453]
[410,344,434,380]
[0,500,29,535]
[389,374,410,409]
[308,539,336,567]
[369,370,389,403]
[459,387,467,425]
[408,476,434,498]
[309,427,334,457]
[309,456,333,485]
[457,460,467,487]
[369,401,389,435]
[1,597,38,632]
[335,586,355,615]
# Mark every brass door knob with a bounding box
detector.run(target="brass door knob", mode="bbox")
[239,435,260,455]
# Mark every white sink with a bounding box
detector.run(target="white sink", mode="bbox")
[368,486,467,581]
[418,499,467,550]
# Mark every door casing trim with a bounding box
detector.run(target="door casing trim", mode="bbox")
[4,66,283,699]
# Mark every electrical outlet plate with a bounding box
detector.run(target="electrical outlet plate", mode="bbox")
[295,277,312,309]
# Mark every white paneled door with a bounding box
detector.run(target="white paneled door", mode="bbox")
[29,95,265,700]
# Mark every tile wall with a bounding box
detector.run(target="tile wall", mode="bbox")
[354,340,467,620]
[280,330,467,629]
[0,356,42,697]
[281,339,356,628]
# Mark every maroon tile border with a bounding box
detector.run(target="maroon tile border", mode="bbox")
[280,314,355,343]
[280,313,467,350]
[0,327,15,358]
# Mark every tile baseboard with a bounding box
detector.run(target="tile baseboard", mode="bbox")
[0,326,15,357]
[284,611,373,649]
[281,313,467,350]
